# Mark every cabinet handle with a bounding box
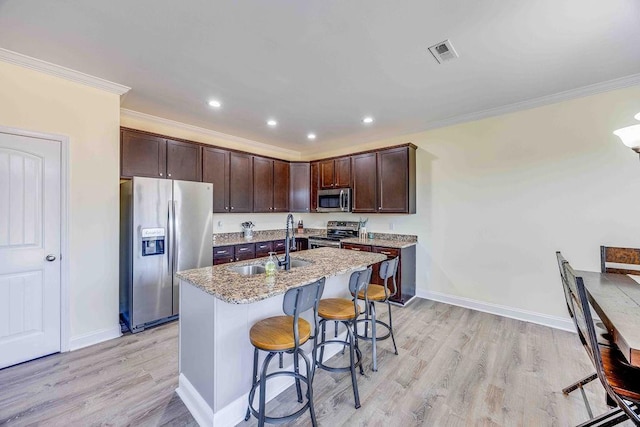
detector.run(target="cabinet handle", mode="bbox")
[225,207,229,210]
[159,173,163,177]
[168,173,172,177]
[239,248,248,251]
[231,207,234,210]
[379,206,382,210]
[351,248,361,251]
[216,250,228,254]
[381,251,391,255]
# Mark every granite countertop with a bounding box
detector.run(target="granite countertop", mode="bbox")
[213,229,322,247]
[176,247,386,304]
[340,237,417,249]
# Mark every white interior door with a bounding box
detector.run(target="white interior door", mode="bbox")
[0,130,61,369]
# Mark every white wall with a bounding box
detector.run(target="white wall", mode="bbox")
[302,86,640,321]
[0,61,122,345]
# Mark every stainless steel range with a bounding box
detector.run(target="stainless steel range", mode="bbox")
[308,221,360,248]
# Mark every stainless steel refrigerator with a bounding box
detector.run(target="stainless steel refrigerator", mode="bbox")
[120,177,213,333]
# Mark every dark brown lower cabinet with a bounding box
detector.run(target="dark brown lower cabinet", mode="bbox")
[255,241,273,257]
[213,246,235,265]
[341,242,416,305]
[235,243,255,261]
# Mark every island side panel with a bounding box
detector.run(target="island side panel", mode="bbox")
[180,281,216,407]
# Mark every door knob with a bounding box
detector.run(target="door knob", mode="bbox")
[45,254,56,262]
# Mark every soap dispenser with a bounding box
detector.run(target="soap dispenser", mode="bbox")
[265,252,277,277]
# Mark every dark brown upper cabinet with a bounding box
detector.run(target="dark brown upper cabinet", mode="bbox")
[273,160,290,212]
[253,157,290,212]
[166,139,202,181]
[310,161,319,212]
[352,145,416,214]
[319,157,350,189]
[229,152,253,212]
[202,147,230,213]
[351,152,378,213]
[121,128,201,181]
[377,146,416,214]
[289,162,310,213]
[121,129,167,179]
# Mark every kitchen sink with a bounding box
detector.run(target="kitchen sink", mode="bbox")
[228,259,313,276]
[228,265,266,276]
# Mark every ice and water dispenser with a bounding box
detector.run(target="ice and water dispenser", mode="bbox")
[141,227,165,256]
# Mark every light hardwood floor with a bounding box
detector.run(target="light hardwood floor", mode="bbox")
[0,300,631,426]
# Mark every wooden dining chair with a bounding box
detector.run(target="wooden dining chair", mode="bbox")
[565,262,640,426]
[601,246,640,275]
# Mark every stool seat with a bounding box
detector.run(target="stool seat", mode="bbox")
[318,298,361,321]
[355,284,386,301]
[250,316,311,351]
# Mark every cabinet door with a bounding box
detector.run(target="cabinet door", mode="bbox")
[202,147,230,213]
[319,159,335,189]
[253,156,274,212]
[273,239,287,255]
[213,246,235,265]
[121,130,166,178]
[372,246,401,301]
[351,153,377,213]
[377,147,408,213]
[295,238,308,251]
[310,162,319,212]
[255,241,273,257]
[334,157,351,188]
[341,243,372,252]
[273,160,290,212]
[235,243,256,261]
[166,139,202,181]
[229,153,253,212]
[289,162,310,213]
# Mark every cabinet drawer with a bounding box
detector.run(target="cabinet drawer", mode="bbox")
[372,246,400,258]
[273,239,287,255]
[213,246,235,259]
[255,241,273,256]
[341,243,372,252]
[213,256,234,265]
[235,243,256,261]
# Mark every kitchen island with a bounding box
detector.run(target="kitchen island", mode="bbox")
[175,247,386,427]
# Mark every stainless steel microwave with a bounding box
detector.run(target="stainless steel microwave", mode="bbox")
[317,188,351,212]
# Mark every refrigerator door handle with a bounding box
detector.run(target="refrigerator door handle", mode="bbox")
[172,200,178,274]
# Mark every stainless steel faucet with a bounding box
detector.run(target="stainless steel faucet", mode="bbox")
[278,214,296,271]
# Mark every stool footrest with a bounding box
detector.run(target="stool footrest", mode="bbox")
[248,370,312,424]
[356,318,392,341]
[315,339,363,373]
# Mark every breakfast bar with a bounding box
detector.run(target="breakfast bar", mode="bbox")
[175,247,386,427]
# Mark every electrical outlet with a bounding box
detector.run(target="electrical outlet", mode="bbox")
[389,222,395,231]
[217,220,223,229]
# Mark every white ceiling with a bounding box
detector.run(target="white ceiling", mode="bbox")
[1,0,639,153]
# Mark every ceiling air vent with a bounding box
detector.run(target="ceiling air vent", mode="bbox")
[428,39,458,64]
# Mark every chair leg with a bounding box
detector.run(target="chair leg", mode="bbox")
[245,347,259,421]
[371,301,378,372]
[300,349,318,427]
[387,299,398,355]
[347,323,361,409]
[319,320,326,364]
[575,406,629,427]
[258,352,276,427]
[294,350,303,403]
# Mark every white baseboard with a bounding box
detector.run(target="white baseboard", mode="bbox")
[178,330,349,427]
[68,325,122,351]
[177,373,214,427]
[416,290,575,332]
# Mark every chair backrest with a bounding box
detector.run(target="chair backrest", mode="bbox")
[600,246,640,275]
[568,264,640,423]
[283,278,325,349]
[348,267,373,297]
[379,257,399,298]
[556,251,575,319]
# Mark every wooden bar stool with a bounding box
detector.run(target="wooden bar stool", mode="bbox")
[316,267,372,409]
[245,278,325,427]
[355,257,399,372]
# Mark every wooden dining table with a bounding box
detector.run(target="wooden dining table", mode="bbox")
[577,270,640,367]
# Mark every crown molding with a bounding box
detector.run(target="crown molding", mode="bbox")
[0,48,130,95]
[120,108,301,157]
[421,73,640,131]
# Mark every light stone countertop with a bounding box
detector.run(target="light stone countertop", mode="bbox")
[176,247,386,304]
[340,237,417,249]
[213,229,322,247]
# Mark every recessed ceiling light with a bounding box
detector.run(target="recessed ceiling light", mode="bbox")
[362,116,374,124]
[267,119,277,127]
[307,133,316,140]
[208,99,221,108]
